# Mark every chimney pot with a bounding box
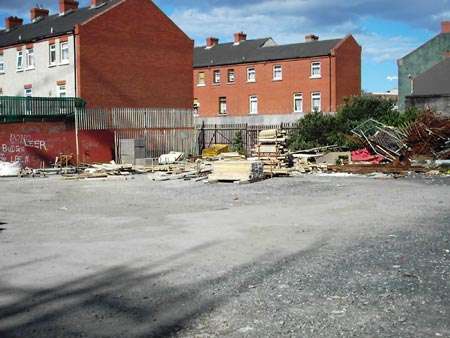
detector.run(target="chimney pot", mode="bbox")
[442,21,450,34]
[59,0,79,14]
[5,16,23,30]
[206,37,219,48]
[30,8,49,21]
[234,32,247,44]
[305,34,319,42]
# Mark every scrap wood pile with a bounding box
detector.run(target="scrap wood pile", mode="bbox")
[252,129,292,176]
[402,111,450,160]
[63,161,135,180]
[208,153,264,183]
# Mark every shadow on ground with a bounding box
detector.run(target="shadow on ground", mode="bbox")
[0,240,324,338]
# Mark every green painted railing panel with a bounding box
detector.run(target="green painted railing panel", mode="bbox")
[0,96,86,122]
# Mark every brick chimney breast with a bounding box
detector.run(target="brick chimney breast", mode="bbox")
[59,0,79,14]
[305,34,319,42]
[5,16,23,30]
[234,32,247,45]
[31,8,49,21]
[206,37,219,48]
[442,21,450,34]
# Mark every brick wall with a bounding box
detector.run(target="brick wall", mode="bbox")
[194,56,334,117]
[333,35,362,110]
[0,121,113,168]
[76,0,193,108]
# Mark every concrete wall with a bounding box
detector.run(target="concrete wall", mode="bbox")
[0,35,76,97]
[406,95,450,116]
[0,120,114,168]
[398,33,450,111]
[76,0,193,108]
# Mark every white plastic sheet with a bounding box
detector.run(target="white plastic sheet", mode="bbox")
[0,161,21,177]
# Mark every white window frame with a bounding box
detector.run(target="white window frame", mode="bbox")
[16,51,24,71]
[273,65,282,81]
[247,67,256,82]
[26,48,35,70]
[249,95,258,115]
[58,84,67,98]
[60,42,69,64]
[213,70,221,84]
[311,62,321,78]
[24,88,32,97]
[311,92,321,112]
[227,69,235,83]
[218,97,227,115]
[197,72,206,87]
[0,55,5,74]
[49,44,57,66]
[293,93,303,113]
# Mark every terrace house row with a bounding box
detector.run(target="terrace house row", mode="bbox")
[193,33,361,124]
[0,0,193,108]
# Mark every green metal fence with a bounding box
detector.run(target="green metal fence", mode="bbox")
[0,96,86,122]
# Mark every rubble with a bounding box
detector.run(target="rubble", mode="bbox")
[0,161,21,177]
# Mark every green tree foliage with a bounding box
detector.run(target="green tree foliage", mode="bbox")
[231,131,245,154]
[288,95,419,151]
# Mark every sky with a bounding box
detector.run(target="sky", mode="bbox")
[1,0,449,92]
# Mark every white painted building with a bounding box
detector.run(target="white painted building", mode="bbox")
[0,36,76,98]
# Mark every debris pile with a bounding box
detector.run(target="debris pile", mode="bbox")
[252,129,292,176]
[208,157,264,184]
[0,161,21,177]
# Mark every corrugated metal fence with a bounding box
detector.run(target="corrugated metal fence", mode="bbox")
[77,108,196,160]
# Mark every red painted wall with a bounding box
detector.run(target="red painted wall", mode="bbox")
[76,0,193,109]
[0,121,114,168]
[193,35,361,117]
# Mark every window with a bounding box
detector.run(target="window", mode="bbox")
[197,72,206,86]
[0,55,5,74]
[26,48,35,69]
[49,44,57,65]
[311,92,321,112]
[273,65,282,81]
[16,51,23,71]
[60,42,69,63]
[24,87,32,97]
[227,69,235,83]
[249,95,258,115]
[193,98,200,116]
[293,93,303,113]
[213,70,221,84]
[218,97,227,115]
[247,67,256,82]
[58,84,67,98]
[311,62,321,78]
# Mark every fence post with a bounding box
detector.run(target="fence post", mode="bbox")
[199,121,205,155]
[214,124,217,145]
[245,123,249,156]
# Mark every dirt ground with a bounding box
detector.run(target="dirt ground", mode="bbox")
[0,174,449,337]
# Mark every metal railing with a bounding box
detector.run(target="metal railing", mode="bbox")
[0,96,86,121]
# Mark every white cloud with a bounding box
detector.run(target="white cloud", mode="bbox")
[386,76,398,81]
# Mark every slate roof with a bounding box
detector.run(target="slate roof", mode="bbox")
[0,0,121,48]
[194,38,343,68]
[413,57,450,96]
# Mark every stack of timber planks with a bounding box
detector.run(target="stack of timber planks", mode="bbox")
[252,129,292,176]
[208,157,264,183]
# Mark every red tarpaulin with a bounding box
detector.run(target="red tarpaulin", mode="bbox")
[351,149,384,164]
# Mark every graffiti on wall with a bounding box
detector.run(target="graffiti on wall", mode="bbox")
[0,134,48,165]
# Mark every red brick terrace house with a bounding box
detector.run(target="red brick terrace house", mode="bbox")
[0,0,193,108]
[193,33,361,124]
[0,0,193,168]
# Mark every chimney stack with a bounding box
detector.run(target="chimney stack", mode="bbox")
[91,0,107,7]
[5,16,23,30]
[234,32,247,45]
[30,8,49,21]
[305,34,319,42]
[442,21,450,34]
[206,37,219,48]
[59,0,79,14]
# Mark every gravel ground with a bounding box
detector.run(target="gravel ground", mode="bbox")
[0,174,449,337]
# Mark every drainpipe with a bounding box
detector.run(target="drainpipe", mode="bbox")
[329,54,332,112]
